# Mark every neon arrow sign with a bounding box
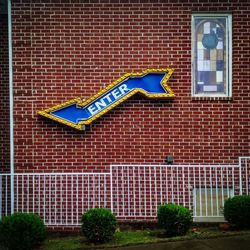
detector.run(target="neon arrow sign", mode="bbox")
[38,68,175,130]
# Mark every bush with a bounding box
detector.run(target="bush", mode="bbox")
[224,195,250,228]
[0,213,46,250]
[157,204,192,236]
[81,208,117,243]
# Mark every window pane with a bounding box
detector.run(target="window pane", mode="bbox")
[192,15,231,97]
[194,188,233,217]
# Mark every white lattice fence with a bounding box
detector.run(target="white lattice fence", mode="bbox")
[111,163,244,222]
[239,157,250,195]
[1,157,250,225]
[0,172,111,225]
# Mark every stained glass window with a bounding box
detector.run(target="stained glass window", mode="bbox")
[192,14,232,97]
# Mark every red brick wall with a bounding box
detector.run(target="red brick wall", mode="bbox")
[0,13,10,173]
[11,0,250,173]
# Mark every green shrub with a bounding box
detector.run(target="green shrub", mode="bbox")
[81,208,117,243]
[0,213,46,250]
[157,203,192,236]
[224,195,250,228]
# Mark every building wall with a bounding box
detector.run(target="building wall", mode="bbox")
[11,0,250,173]
[0,13,10,173]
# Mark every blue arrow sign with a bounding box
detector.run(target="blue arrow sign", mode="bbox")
[38,68,175,130]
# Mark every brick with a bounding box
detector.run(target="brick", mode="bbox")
[0,1,249,174]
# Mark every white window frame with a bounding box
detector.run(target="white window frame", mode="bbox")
[193,187,234,222]
[191,13,232,97]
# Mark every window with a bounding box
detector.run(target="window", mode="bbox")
[192,14,232,97]
[193,188,234,222]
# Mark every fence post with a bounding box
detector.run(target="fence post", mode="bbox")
[110,165,113,213]
[239,157,243,195]
[0,176,2,219]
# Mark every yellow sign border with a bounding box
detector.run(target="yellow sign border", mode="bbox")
[38,68,175,130]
